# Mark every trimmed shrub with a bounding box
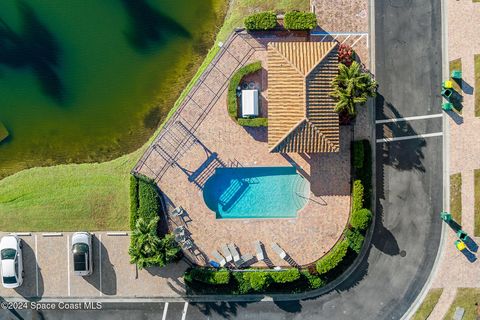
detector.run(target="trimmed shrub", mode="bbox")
[237,117,268,127]
[353,140,364,169]
[137,177,161,220]
[129,175,139,230]
[338,44,355,67]
[227,61,262,120]
[351,208,372,230]
[269,269,301,283]
[244,11,277,30]
[346,229,365,253]
[185,268,230,285]
[246,272,271,292]
[352,179,364,213]
[316,239,349,275]
[284,11,317,30]
[301,271,325,289]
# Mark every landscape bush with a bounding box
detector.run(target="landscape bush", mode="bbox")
[185,268,230,285]
[338,44,355,67]
[269,268,301,283]
[227,61,266,127]
[244,11,277,30]
[137,175,161,221]
[129,175,139,230]
[353,140,364,169]
[315,239,349,275]
[352,179,364,213]
[301,271,325,289]
[350,208,372,230]
[345,229,365,253]
[284,11,317,30]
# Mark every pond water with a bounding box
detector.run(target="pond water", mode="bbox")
[0,0,226,178]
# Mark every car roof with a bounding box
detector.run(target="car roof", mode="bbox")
[0,236,18,250]
[1,260,15,277]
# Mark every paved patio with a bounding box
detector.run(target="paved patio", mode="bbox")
[135,32,352,267]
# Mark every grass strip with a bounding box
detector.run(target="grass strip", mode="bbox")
[450,173,462,225]
[412,288,443,320]
[475,54,480,116]
[444,288,480,320]
[475,169,480,236]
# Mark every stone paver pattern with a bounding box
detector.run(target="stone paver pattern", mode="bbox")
[427,1,480,319]
[136,32,352,267]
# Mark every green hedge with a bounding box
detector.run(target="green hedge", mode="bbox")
[316,239,349,275]
[185,268,230,285]
[301,271,325,289]
[244,11,277,30]
[352,179,364,213]
[129,175,139,230]
[137,175,161,221]
[345,229,365,253]
[353,140,364,169]
[237,117,268,127]
[228,61,263,121]
[351,208,372,230]
[284,11,317,30]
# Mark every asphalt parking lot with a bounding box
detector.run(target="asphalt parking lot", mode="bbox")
[0,232,188,299]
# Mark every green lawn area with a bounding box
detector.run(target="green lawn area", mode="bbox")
[475,169,480,236]
[444,288,480,320]
[475,54,480,116]
[450,173,462,225]
[412,288,443,320]
[449,58,462,94]
[0,0,310,231]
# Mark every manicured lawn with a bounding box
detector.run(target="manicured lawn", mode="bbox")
[474,169,480,236]
[412,288,443,320]
[444,288,480,320]
[450,173,462,225]
[449,58,462,94]
[475,54,480,116]
[0,0,310,231]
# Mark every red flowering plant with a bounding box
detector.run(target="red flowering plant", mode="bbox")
[338,44,355,67]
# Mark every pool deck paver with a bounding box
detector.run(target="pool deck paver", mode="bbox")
[136,32,352,267]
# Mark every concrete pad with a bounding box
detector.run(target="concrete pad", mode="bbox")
[36,235,68,297]
[69,234,101,297]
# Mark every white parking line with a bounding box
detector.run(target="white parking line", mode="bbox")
[351,34,365,48]
[162,302,169,320]
[376,132,443,143]
[181,302,189,320]
[340,35,351,44]
[67,236,71,296]
[35,235,39,297]
[42,232,63,237]
[99,234,102,296]
[375,113,443,124]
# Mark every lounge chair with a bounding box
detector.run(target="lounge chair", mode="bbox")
[271,242,287,259]
[254,241,264,261]
[182,239,193,250]
[173,226,184,235]
[235,253,254,268]
[171,206,184,217]
[221,245,233,262]
[228,243,241,262]
[174,234,186,243]
[211,250,226,267]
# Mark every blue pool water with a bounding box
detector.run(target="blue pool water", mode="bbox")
[203,167,310,219]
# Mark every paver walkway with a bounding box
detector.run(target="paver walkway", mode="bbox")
[424,1,480,319]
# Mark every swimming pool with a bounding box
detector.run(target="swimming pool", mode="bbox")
[203,166,310,219]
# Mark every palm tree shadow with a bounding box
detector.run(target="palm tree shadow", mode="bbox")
[0,1,65,105]
[120,0,191,54]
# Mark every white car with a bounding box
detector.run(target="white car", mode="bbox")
[0,235,23,288]
[72,232,92,276]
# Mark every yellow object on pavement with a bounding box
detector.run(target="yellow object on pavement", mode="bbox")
[456,240,466,251]
[443,80,453,89]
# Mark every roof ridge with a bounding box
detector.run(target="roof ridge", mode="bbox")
[305,44,337,79]
[268,118,307,152]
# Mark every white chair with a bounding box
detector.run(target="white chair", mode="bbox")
[254,241,264,261]
[271,242,287,260]
[211,250,226,267]
[228,243,241,262]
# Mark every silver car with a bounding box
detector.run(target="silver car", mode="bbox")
[71,232,92,276]
[0,235,23,288]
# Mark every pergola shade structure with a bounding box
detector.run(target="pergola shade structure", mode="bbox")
[267,42,340,153]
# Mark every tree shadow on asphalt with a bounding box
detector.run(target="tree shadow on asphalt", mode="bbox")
[85,238,117,295]
[145,259,188,295]
[190,301,259,319]
[15,239,44,301]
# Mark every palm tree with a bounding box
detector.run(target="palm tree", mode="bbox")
[129,216,162,269]
[331,61,377,118]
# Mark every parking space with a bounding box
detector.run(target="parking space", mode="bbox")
[0,232,187,299]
